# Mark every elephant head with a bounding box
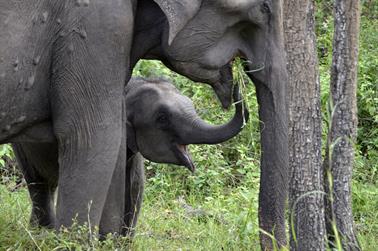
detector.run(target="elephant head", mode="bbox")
[125,78,248,172]
[132,0,287,109]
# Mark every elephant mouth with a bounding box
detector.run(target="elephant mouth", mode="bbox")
[174,144,195,173]
[217,53,248,109]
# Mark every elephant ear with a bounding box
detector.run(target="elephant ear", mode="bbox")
[153,0,202,45]
[127,120,138,153]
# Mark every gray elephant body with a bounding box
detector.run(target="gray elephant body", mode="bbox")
[1,0,288,247]
[12,77,247,235]
[1,0,136,231]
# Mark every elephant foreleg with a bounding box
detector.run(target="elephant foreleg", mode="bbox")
[50,1,132,231]
[12,143,58,228]
[122,152,145,237]
[99,119,127,236]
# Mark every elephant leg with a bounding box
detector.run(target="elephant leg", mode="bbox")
[99,113,127,236]
[28,183,56,228]
[49,1,132,232]
[52,93,123,230]
[12,143,58,228]
[254,81,289,249]
[52,77,125,231]
[122,153,145,237]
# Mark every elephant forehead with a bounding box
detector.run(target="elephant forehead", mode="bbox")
[126,80,195,114]
[218,0,256,10]
[145,83,192,106]
[153,81,180,93]
[160,90,194,108]
[127,84,160,102]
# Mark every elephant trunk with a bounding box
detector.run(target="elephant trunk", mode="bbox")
[180,85,249,145]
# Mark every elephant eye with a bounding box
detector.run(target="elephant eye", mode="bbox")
[156,113,170,126]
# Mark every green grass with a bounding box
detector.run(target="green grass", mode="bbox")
[352,181,378,251]
[0,179,262,250]
[0,174,377,250]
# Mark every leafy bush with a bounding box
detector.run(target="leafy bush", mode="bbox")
[0,144,12,167]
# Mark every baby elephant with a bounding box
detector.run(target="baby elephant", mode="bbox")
[11,77,248,236]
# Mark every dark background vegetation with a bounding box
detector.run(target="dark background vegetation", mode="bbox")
[0,1,376,250]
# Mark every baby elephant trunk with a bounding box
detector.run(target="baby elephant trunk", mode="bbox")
[182,85,249,145]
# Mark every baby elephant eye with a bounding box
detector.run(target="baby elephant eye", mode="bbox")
[157,113,169,125]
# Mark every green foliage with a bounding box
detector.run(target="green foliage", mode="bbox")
[352,181,378,251]
[0,144,12,167]
[357,15,378,160]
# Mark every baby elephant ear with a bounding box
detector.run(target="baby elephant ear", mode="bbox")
[153,0,202,45]
[126,120,138,154]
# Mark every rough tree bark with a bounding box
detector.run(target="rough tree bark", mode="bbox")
[324,0,361,250]
[283,1,326,250]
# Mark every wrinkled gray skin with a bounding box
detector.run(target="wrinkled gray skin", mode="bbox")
[0,0,288,248]
[0,0,136,236]
[12,77,248,236]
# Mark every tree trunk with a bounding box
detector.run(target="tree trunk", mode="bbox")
[283,1,326,250]
[324,0,361,250]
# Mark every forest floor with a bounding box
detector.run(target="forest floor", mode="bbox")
[0,170,377,250]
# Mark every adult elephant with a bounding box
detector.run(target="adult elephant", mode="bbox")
[131,0,289,249]
[0,0,137,235]
[0,0,288,249]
